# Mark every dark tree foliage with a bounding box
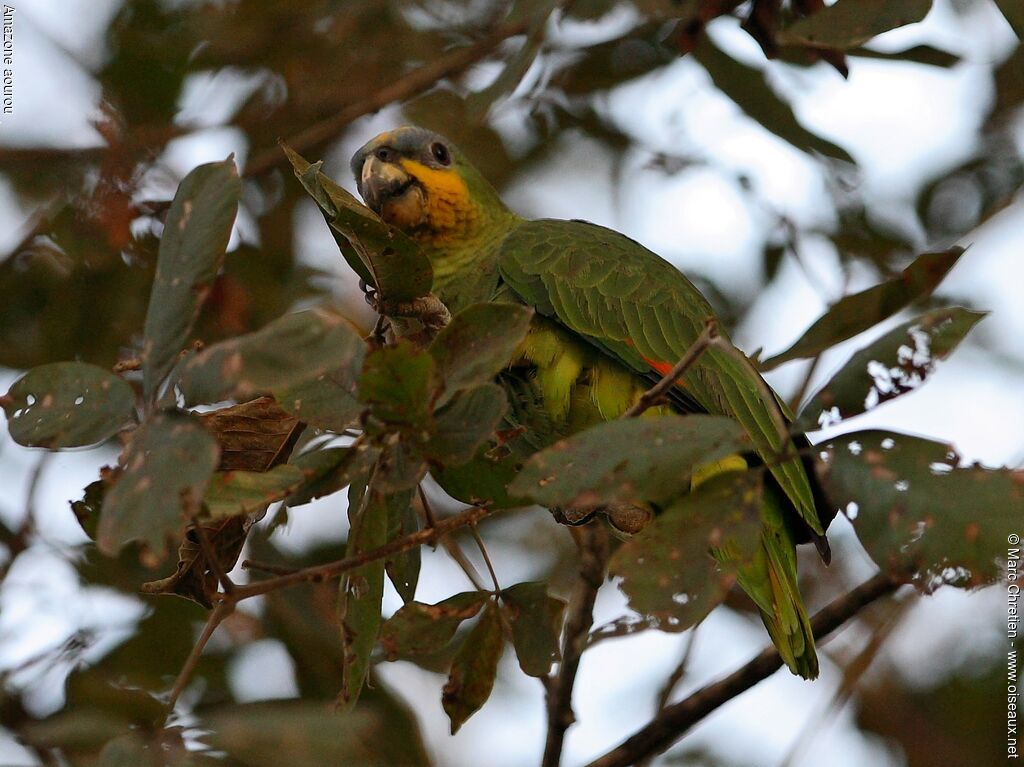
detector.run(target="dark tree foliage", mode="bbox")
[1,1,1021,766]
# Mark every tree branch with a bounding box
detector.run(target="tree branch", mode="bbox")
[244,21,529,177]
[623,319,720,418]
[542,522,610,767]
[582,572,903,767]
[226,505,490,601]
[165,504,493,710]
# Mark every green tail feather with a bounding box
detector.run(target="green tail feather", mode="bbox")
[733,494,818,680]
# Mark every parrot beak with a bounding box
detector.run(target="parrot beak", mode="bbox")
[356,153,428,229]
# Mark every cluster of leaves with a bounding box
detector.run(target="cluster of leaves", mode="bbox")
[1,0,1022,765]
[4,139,1020,766]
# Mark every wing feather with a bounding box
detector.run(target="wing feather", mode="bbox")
[496,218,819,531]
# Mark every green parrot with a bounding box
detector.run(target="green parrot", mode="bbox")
[350,126,835,679]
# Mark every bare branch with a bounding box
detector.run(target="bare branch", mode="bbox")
[623,320,720,418]
[244,21,530,177]
[190,518,235,594]
[583,572,903,767]
[542,522,610,767]
[470,523,502,594]
[226,505,491,601]
[167,600,233,710]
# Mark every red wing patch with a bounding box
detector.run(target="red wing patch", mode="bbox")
[642,356,673,377]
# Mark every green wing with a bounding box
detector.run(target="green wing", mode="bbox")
[496,218,821,534]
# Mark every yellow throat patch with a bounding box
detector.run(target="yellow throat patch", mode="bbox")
[398,158,476,239]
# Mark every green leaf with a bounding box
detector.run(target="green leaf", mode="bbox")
[500,582,566,677]
[379,591,491,659]
[359,342,437,429]
[760,246,966,370]
[442,600,504,733]
[429,303,534,402]
[508,415,751,508]
[97,411,220,560]
[994,0,1024,38]
[692,36,853,163]
[2,362,136,448]
[777,0,933,50]
[202,463,305,519]
[337,462,390,711]
[274,360,366,434]
[609,472,763,631]
[799,307,986,429]
[433,445,530,509]
[282,143,433,303]
[202,700,431,767]
[285,445,378,508]
[820,430,1023,591]
[142,158,240,402]
[427,383,508,467]
[385,491,420,604]
[177,308,365,405]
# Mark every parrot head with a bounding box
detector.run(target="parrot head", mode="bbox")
[351,126,508,244]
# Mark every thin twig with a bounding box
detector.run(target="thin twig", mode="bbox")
[787,351,824,415]
[470,524,501,594]
[623,319,720,418]
[637,629,701,767]
[655,628,699,712]
[191,519,235,594]
[582,572,903,767]
[777,592,908,767]
[542,522,610,767]
[243,20,529,177]
[240,560,298,576]
[227,505,491,601]
[167,601,233,710]
[418,485,487,589]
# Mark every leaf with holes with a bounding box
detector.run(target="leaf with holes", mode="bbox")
[500,582,566,677]
[177,308,365,406]
[142,158,240,402]
[818,430,1023,591]
[97,411,220,561]
[761,246,966,370]
[442,600,504,733]
[800,307,986,429]
[508,415,750,508]
[609,472,763,632]
[3,362,136,448]
[379,591,491,659]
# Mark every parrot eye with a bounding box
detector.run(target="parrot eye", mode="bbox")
[431,142,451,166]
[375,147,395,163]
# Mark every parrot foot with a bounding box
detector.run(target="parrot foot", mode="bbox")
[551,501,654,538]
[366,291,452,346]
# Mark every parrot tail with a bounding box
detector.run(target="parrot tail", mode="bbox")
[753,532,819,679]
